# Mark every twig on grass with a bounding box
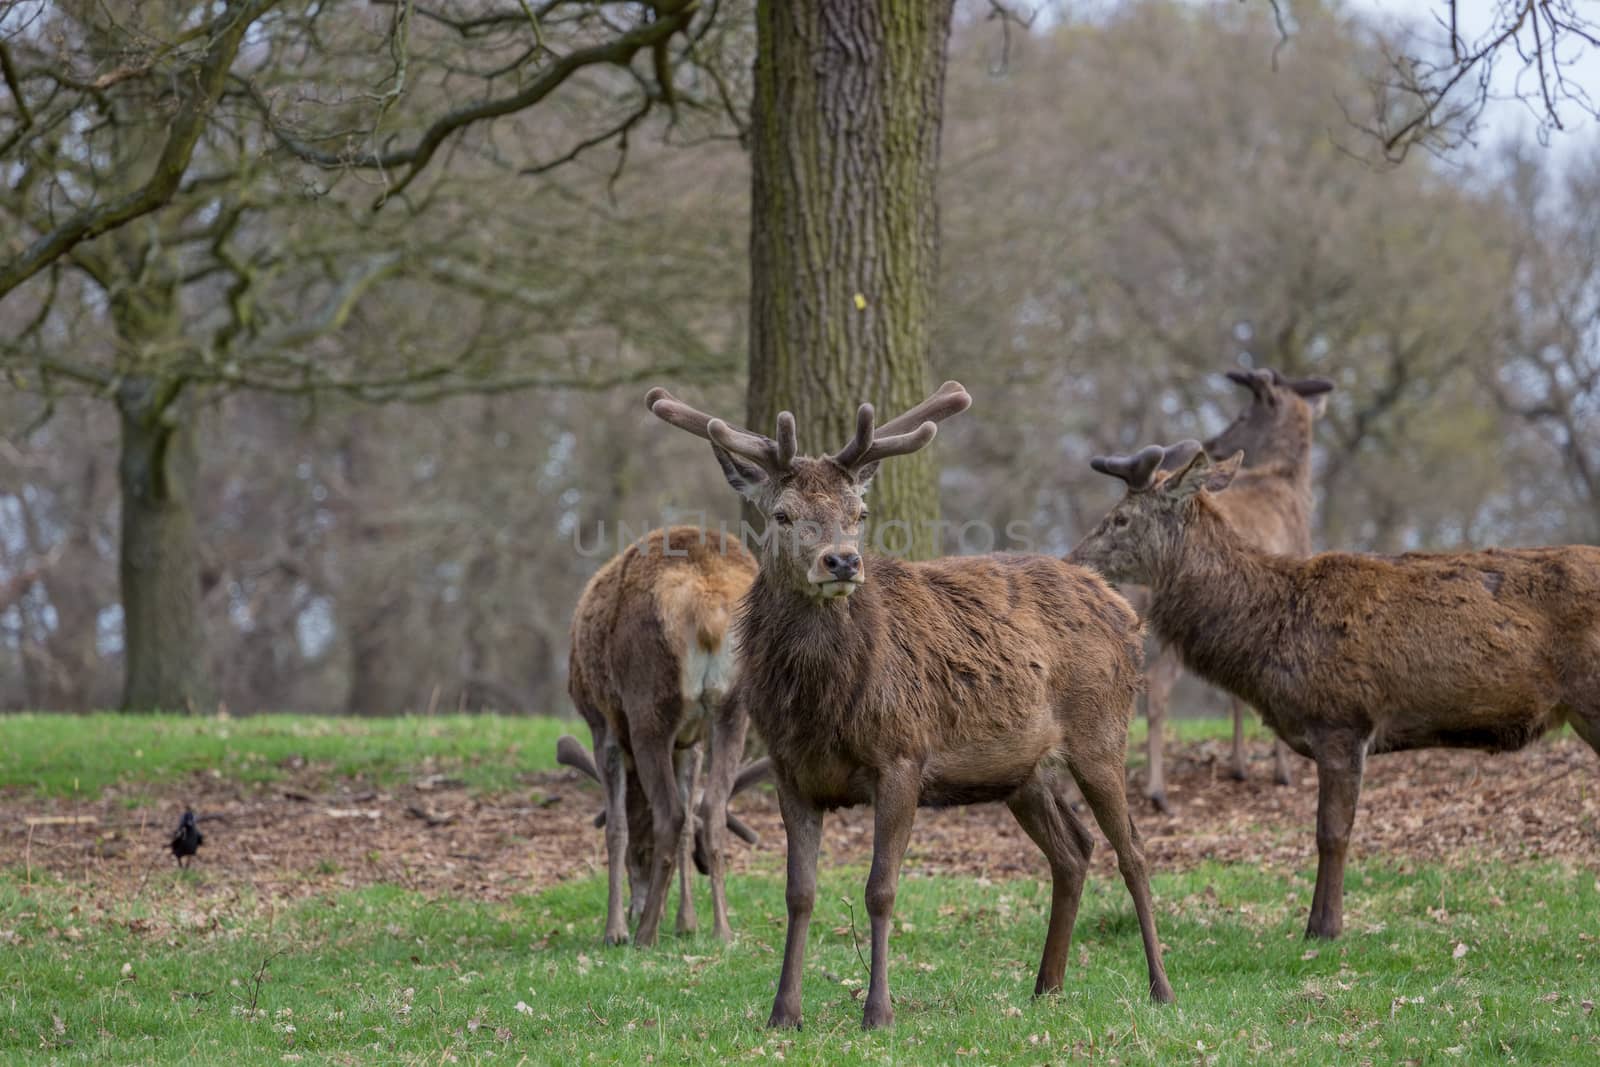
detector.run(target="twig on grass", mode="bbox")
[228,949,287,1016]
[842,897,869,981]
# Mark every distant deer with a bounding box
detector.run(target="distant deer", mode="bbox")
[566,526,758,945]
[1141,368,1333,809]
[649,382,1173,1030]
[1072,441,1600,939]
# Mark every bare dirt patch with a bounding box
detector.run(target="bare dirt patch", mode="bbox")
[2,738,1595,909]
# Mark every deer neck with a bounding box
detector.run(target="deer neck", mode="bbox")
[1147,499,1291,690]
[741,564,883,686]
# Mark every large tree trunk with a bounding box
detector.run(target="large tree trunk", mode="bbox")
[747,0,954,560]
[117,387,208,710]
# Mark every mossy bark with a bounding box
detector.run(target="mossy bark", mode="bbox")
[747,0,954,559]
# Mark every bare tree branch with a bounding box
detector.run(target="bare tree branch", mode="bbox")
[0,0,279,299]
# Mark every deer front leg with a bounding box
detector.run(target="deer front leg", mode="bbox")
[1306,734,1367,940]
[863,762,920,1030]
[769,781,822,1029]
[1144,645,1180,812]
[673,744,702,936]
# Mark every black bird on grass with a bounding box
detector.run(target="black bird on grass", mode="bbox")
[170,809,204,867]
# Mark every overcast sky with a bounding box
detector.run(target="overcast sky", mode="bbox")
[1347,0,1600,158]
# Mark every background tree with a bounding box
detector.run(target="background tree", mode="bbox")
[744,0,954,557]
[0,0,746,708]
[3,0,1598,717]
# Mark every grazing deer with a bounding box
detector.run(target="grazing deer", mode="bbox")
[554,734,770,917]
[566,526,758,945]
[1141,368,1333,809]
[1072,441,1600,939]
[649,382,1174,1030]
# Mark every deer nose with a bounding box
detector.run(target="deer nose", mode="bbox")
[823,551,861,580]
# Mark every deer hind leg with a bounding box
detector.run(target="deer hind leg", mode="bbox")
[1568,712,1600,755]
[1005,768,1093,995]
[673,743,702,936]
[592,728,632,946]
[628,711,688,948]
[1144,645,1180,813]
[1228,694,1250,781]
[1272,738,1296,787]
[624,765,653,927]
[1306,733,1367,940]
[699,701,750,942]
[1068,755,1176,1004]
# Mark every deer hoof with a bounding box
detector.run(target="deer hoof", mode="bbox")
[1228,765,1248,782]
[862,1001,895,1030]
[1148,790,1170,814]
[603,929,630,947]
[767,1003,803,1030]
[1150,978,1177,1005]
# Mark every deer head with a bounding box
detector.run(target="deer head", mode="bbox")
[1069,440,1243,584]
[647,382,972,600]
[1202,367,1334,466]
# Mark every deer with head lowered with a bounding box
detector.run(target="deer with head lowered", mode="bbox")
[553,734,770,937]
[649,382,1174,1030]
[1071,441,1600,939]
[565,526,763,946]
[1140,368,1333,809]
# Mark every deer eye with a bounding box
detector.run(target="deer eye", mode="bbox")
[1111,514,1131,529]
[857,507,869,523]
[772,510,793,527]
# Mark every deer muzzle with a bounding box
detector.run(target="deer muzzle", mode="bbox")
[808,546,864,598]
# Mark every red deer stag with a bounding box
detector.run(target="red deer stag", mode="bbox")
[1072,441,1600,939]
[566,526,757,945]
[1141,368,1332,809]
[648,382,1174,1030]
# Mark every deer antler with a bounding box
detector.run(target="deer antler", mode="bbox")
[830,381,972,471]
[1224,368,1273,396]
[1268,369,1335,397]
[1090,441,1204,490]
[876,380,973,436]
[646,388,794,475]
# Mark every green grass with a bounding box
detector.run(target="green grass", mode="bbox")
[0,713,572,798]
[5,713,1594,1063]
[0,712,1255,801]
[2,861,1596,1065]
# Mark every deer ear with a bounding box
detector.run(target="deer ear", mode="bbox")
[1167,449,1242,499]
[1305,392,1329,419]
[712,443,771,502]
[852,460,880,490]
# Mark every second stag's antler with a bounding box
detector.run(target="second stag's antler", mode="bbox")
[1093,440,1203,489]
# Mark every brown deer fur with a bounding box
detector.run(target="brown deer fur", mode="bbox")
[566,526,757,945]
[1141,369,1332,808]
[1072,444,1600,939]
[649,383,1174,1031]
